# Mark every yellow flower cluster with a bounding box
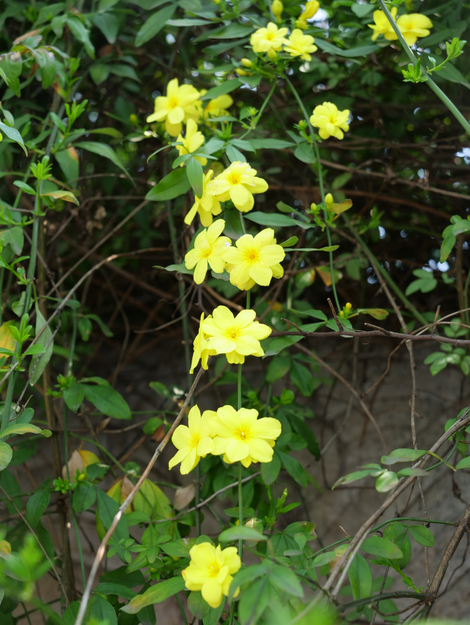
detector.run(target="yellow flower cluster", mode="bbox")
[169,404,282,474]
[250,21,318,62]
[147,78,235,137]
[369,9,433,46]
[184,221,284,290]
[182,543,241,608]
[310,102,350,140]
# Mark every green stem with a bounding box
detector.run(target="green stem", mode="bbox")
[237,363,243,557]
[464,266,470,330]
[340,591,425,613]
[1,192,42,431]
[342,213,428,326]
[246,290,251,310]
[378,0,470,136]
[176,594,189,625]
[239,81,277,140]
[63,404,86,590]
[283,75,340,311]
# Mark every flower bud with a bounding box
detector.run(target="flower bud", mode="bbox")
[298,119,308,130]
[267,48,278,60]
[325,193,334,205]
[236,68,249,76]
[345,302,352,312]
[301,0,320,20]
[241,58,254,68]
[296,17,308,30]
[310,202,318,213]
[272,0,283,20]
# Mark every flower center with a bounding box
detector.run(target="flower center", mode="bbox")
[190,433,201,449]
[226,326,240,340]
[245,247,259,263]
[169,97,179,108]
[237,427,249,441]
[209,563,221,577]
[266,33,274,40]
[229,172,241,185]
[329,115,336,123]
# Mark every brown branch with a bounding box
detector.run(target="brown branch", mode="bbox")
[74,366,205,625]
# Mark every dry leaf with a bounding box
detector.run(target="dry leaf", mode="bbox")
[174,484,196,511]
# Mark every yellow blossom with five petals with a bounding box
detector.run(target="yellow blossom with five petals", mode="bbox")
[222,228,285,291]
[184,220,231,285]
[196,90,234,124]
[202,306,271,365]
[190,313,217,374]
[368,7,398,41]
[284,29,318,61]
[168,405,215,474]
[395,14,433,46]
[182,543,241,608]
[175,119,207,166]
[310,102,350,140]
[184,170,223,227]
[250,22,288,59]
[206,161,268,213]
[211,405,282,468]
[147,78,200,137]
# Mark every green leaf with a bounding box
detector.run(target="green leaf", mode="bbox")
[188,591,211,619]
[351,3,374,17]
[146,168,191,202]
[361,536,403,560]
[380,448,427,465]
[263,335,304,357]
[294,143,316,164]
[456,456,470,470]
[95,582,136,600]
[278,451,309,487]
[288,416,320,460]
[0,121,27,155]
[74,142,129,177]
[55,147,80,184]
[187,158,203,197]
[73,482,96,514]
[250,138,295,150]
[0,423,51,439]
[67,16,95,58]
[84,384,132,420]
[332,469,379,490]
[33,48,56,89]
[311,551,336,567]
[13,181,36,195]
[22,344,46,357]
[409,525,435,547]
[121,577,186,613]
[219,526,267,543]
[357,308,389,320]
[93,13,120,45]
[200,78,241,100]
[405,277,437,296]
[90,63,110,85]
[41,190,79,205]
[26,487,51,528]
[316,39,380,57]
[229,563,270,601]
[269,565,303,598]
[135,4,177,47]
[348,553,372,600]
[95,488,129,541]
[0,441,13,471]
[244,211,313,230]
[376,471,399,492]
[397,467,429,477]
[109,64,140,82]
[90,595,117,625]
[290,360,314,397]
[29,307,54,386]
[260,451,281,485]
[266,356,291,383]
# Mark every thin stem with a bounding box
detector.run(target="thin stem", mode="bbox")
[237,363,243,557]
[283,75,340,310]
[246,290,251,310]
[176,594,189,625]
[378,0,470,135]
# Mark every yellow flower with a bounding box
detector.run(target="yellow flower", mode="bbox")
[250,22,288,59]
[300,0,320,20]
[190,313,217,374]
[284,29,318,61]
[182,543,241,608]
[310,102,350,140]
[202,306,271,365]
[272,0,283,21]
[206,161,268,213]
[211,406,282,467]
[222,228,285,291]
[196,90,234,124]
[168,405,215,474]
[184,170,223,227]
[147,78,200,137]
[175,119,207,167]
[184,220,231,285]
[396,14,433,46]
[368,8,398,41]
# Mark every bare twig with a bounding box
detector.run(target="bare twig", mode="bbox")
[73,366,205,625]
